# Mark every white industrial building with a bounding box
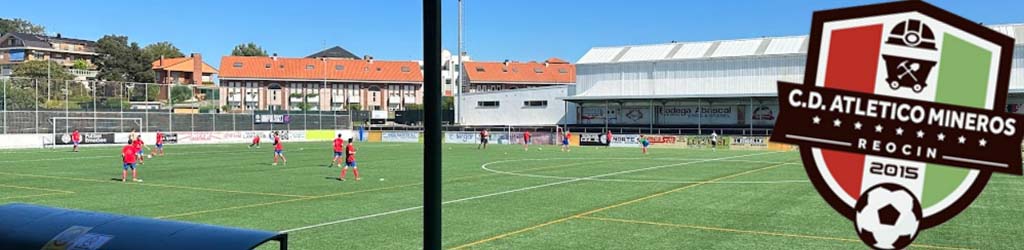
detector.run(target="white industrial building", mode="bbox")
[460,23,1024,134]
[458,85,576,126]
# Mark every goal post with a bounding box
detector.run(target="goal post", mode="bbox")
[48,117,143,149]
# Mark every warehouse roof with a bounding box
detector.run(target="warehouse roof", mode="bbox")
[578,23,1024,64]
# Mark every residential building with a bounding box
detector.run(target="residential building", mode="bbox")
[307,46,360,59]
[0,32,98,79]
[218,55,423,112]
[462,58,574,93]
[152,53,218,85]
[441,49,470,96]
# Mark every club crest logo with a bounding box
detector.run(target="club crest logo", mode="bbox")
[770,1,1020,249]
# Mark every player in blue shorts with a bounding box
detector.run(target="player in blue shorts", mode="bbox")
[640,135,650,154]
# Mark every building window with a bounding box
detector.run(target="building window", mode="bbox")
[233,62,243,68]
[477,101,499,108]
[305,64,314,70]
[534,68,543,73]
[335,65,345,71]
[445,79,452,85]
[475,66,485,72]
[558,68,568,74]
[401,66,411,72]
[265,63,271,69]
[524,100,548,107]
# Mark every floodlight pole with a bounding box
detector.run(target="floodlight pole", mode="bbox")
[423,0,442,249]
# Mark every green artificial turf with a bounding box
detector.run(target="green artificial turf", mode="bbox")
[0,142,1018,249]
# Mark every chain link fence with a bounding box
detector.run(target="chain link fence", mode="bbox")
[0,77,352,134]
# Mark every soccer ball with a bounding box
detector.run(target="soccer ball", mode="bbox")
[855,183,922,250]
[147,155,153,159]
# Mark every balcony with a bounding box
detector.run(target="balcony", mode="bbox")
[228,94,242,102]
[348,96,360,103]
[332,95,345,103]
[388,96,401,104]
[404,97,416,104]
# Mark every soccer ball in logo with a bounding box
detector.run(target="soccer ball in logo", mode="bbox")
[855,183,922,250]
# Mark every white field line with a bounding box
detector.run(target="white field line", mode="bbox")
[481,158,803,184]
[280,151,781,233]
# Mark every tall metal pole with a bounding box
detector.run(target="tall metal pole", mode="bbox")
[64,79,69,133]
[2,78,6,134]
[455,0,464,125]
[423,0,442,248]
[34,79,39,134]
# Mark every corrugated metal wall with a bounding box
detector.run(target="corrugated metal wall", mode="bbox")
[576,54,804,97]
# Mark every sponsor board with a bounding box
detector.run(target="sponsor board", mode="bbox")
[610,134,641,147]
[382,131,420,143]
[253,114,291,124]
[731,136,769,150]
[684,135,728,149]
[55,133,115,145]
[444,132,479,144]
[659,106,738,125]
[578,133,608,146]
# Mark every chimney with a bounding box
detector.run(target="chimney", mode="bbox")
[56,33,61,39]
[159,55,164,67]
[272,53,278,61]
[191,53,203,84]
[364,55,374,63]
[503,59,509,66]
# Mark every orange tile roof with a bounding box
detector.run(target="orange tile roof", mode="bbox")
[463,59,575,84]
[152,57,219,74]
[218,56,423,83]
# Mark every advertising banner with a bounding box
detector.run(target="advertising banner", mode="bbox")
[684,135,729,149]
[645,135,678,144]
[444,132,479,144]
[578,133,608,146]
[617,107,652,125]
[54,133,115,145]
[658,105,738,125]
[579,107,610,125]
[749,104,779,126]
[382,131,420,143]
[610,134,641,147]
[253,114,290,124]
[730,136,768,150]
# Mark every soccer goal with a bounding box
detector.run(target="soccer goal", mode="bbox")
[47,117,142,149]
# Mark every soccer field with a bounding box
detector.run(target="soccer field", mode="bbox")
[0,142,1020,249]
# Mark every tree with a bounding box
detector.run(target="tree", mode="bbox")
[442,96,454,110]
[170,85,193,103]
[94,35,155,83]
[142,41,184,62]
[11,60,75,80]
[72,59,90,70]
[0,18,45,35]
[231,42,268,56]
[1,86,38,110]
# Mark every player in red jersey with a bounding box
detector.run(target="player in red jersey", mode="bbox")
[606,130,613,148]
[71,129,81,152]
[121,141,141,182]
[477,130,489,150]
[332,134,345,168]
[133,138,150,164]
[338,138,359,181]
[249,134,261,149]
[272,132,287,166]
[154,130,166,156]
[523,130,532,151]
[561,130,572,152]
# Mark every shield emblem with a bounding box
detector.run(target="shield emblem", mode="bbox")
[770,1,1020,249]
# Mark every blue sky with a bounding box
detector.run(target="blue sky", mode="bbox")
[5,0,1022,68]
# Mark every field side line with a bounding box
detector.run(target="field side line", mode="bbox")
[281,151,780,234]
[578,216,974,250]
[160,162,601,220]
[0,192,72,200]
[0,171,311,198]
[449,161,788,250]
[0,183,76,193]
[0,147,264,163]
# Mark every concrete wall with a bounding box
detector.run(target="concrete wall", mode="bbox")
[458,85,576,126]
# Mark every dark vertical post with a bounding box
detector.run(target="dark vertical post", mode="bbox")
[423,0,442,249]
